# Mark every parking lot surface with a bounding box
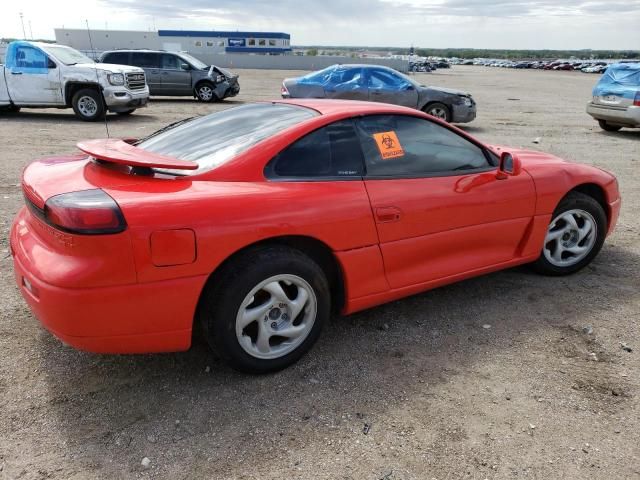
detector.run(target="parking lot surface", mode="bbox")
[0,66,638,479]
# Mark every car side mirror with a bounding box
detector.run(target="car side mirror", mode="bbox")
[181,63,190,71]
[47,58,57,69]
[404,84,414,91]
[496,152,521,179]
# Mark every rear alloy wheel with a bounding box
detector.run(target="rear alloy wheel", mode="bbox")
[71,88,105,122]
[199,246,330,373]
[195,82,218,102]
[598,120,622,132]
[532,192,606,275]
[424,102,451,122]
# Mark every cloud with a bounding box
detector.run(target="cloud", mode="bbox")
[102,0,640,23]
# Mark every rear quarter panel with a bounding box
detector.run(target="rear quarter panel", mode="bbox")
[106,179,380,284]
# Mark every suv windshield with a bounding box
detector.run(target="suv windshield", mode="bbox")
[137,103,317,175]
[44,45,94,65]
[177,53,208,70]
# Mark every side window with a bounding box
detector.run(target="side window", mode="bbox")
[161,54,181,69]
[356,115,492,177]
[15,46,47,69]
[330,68,364,89]
[368,70,408,89]
[103,52,130,65]
[266,120,364,179]
[131,52,160,68]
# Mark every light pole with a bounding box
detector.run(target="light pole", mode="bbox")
[19,12,26,39]
[29,20,33,40]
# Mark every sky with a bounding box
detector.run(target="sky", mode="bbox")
[2,0,639,50]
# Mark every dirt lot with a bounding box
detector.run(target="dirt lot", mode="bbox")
[0,66,638,480]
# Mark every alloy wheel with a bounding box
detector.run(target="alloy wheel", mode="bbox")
[543,209,597,267]
[235,274,317,360]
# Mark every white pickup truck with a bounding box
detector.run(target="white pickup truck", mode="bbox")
[0,41,150,121]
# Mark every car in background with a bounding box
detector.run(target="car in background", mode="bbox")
[100,50,239,102]
[587,62,640,131]
[281,64,476,123]
[10,100,620,373]
[1,41,148,121]
[582,64,608,74]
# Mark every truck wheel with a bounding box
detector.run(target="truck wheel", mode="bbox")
[198,245,330,373]
[72,88,105,122]
[597,120,621,132]
[116,109,136,116]
[424,102,451,122]
[195,82,218,102]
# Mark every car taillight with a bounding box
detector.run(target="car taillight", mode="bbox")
[44,189,127,235]
[634,91,640,107]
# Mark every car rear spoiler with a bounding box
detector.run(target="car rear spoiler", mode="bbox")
[76,139,199,171]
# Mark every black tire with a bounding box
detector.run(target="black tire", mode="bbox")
[195,82,218,102]
[7,104,20,113]
[116,109,136,116]
[531,191,607,276]
[598,120,622,132]
[71,88,105,122]
[198,245,330,373]
[423,102,451,122]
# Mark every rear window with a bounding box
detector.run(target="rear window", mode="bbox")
[136,103,317,175]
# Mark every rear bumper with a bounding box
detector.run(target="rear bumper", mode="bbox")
[586,102,640,127]
[10,209,206,354]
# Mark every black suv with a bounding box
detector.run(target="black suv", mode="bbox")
[100,50,239,102]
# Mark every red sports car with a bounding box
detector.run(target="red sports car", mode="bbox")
[10,100,621,373]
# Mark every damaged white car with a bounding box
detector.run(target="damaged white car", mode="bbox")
[0,41,149,121]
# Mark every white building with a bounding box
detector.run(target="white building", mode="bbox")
[54,28,292,55]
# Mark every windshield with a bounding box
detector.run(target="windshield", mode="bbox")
[44,45,94,65]
[137,103,317,175]
[177,52,208,70]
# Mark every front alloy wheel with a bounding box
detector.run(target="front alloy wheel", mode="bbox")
[196,83,217,102]
[424,102,451,122]
[543,209,597,267]
[532,191,606,275]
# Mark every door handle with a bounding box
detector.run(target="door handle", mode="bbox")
[11,71,23,75]
[375,206,402,223]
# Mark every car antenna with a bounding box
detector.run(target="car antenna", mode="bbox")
[85,19,110,138]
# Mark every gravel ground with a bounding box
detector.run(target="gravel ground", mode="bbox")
[0,66,638,480]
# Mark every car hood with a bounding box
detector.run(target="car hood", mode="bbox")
[488,144,567,168]
[81,63,145,74]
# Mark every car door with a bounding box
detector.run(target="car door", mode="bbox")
[160,54,193,95]
[324,67,368,101]
[131,52,161,94]
[367,68,418,108]
[356,114,536,289]
[4,43,62,104]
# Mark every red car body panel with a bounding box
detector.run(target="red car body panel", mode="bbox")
[10,99,621,354]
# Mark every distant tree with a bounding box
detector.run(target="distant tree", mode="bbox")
[306,48,318,56]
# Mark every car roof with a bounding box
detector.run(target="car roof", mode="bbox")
[272,99,422,117]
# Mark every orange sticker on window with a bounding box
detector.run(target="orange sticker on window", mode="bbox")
[373,131,404,160]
